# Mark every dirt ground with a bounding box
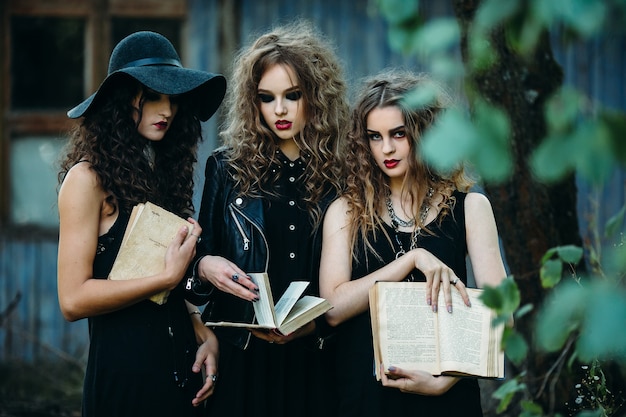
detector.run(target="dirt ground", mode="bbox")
[0,361,82,417]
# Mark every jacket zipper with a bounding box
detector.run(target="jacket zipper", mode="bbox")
[229,206,251,250]
[228,203,271,350]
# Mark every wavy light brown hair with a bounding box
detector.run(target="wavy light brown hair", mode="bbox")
[58,76,202,217]
[344,69,475,259]
[220,20,349,227]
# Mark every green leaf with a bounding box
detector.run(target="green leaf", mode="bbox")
[475,0,520,32]
[421,108,477,171]
[520,400,544,414]
[560,0,606,37]
[604,204,625,238]
[536,282,585,352]
[530,134,576,182]
[493,378,525,413]
[473,101,513,182]
[600,110,626,164]
[514,303,534,320]
[516,10,544,55]
[480,285,504,310]
[540,246,559,264]
[540,258,563,288]
[556,245,583,264]
[414,18,460,57]
[402,84,439,109]
[378,0,420,26]
[503,328,528,366]
[387,24,419,55]
[428,55,465,81]
[468,28,497,71]
[545,87,582,133]
[572,120,616,184]
[605,244,626,277]
[480,276,520,316]
[574,411,603,417]
[577,283,626,362]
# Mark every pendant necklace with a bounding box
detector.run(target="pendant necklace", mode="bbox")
[387,187,434,260]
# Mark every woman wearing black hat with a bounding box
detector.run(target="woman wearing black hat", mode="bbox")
[189,21,349,417]
[57,31,226,416]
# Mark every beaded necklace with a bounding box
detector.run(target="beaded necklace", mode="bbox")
[387,187,434,260]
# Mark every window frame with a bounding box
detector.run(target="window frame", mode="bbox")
[1,0,186,236]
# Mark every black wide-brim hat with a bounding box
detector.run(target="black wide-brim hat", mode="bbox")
[68,31,226,122]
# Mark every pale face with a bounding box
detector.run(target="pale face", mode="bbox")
[367,106,411,184]
[258,63,306,159]
[133,89,179,142]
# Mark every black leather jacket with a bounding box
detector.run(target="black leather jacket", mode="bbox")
[193,149,335,350]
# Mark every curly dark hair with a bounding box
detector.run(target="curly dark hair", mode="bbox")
[344,69,475,260]
[219,20,349,227]
[58,76,202,217]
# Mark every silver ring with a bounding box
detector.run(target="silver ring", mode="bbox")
[209,374,217,383]
[269,340,274,344]
[451,277,458,285]
[231,274,239,282]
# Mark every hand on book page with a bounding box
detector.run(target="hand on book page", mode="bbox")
[379,364,458,396]
[205,273,332,336]
[370,281,504,380]
[249,320,316,344]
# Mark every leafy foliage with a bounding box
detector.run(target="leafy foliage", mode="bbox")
[375,0,626,414]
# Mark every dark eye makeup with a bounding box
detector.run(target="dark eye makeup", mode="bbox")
[286,91,303,100]
[259,93,274,103]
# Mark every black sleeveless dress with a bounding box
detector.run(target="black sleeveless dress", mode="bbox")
[333,191,483,417]
[84,210,203,417]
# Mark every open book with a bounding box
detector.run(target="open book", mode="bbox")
[369,281,504,380]
[108,202,194,305]
[205,272,332,335]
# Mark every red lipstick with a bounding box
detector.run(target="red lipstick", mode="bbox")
[384,159,399,168]
[275,120,292,130]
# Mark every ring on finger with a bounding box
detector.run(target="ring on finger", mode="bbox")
[451,277,458,285]
[209,374,217,383]
[232,273,239,282]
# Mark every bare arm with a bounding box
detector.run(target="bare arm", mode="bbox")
[465,192,508,289]
[57,163,200,321]
[186,301,218,407]
[319,198,469,327]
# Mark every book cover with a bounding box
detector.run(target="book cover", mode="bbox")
[108,202,193,305]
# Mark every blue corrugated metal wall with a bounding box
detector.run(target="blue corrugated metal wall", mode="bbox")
[1,0,624,364]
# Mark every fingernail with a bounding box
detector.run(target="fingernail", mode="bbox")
[427,298,432,306]
[387,366,397,372]
[433,304,438,313]
[447,305,453,313]
[254,296,260,302]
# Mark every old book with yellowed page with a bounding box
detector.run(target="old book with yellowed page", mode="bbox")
[205,272,332,335]
[108,202,194,305]
[369,281,504,380]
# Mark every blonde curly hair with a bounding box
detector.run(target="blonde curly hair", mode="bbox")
[344,69,475,259]
[220,20,349,227]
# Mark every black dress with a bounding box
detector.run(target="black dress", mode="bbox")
[204,154,334,417]
[85,209,203,417]
[333,191,483,417]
